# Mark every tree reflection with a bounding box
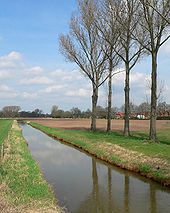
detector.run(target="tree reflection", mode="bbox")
[108,167,113,213]
[74,158,159,213]
[150,184,156,213]
[124,175,129,213]
[73,159,105,213]
[74,159,119,213]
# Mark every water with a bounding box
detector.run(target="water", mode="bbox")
[19,122,170,213]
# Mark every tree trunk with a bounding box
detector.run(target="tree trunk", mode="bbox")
[107,58,113,133]
[124,62,130,137]
[91,85,98,131]
[149,52,157,141]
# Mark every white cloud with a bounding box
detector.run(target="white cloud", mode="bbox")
[0,51,22,61]
[0,52,23,70]
[43,84,68,93]
[112,69,125,86]
[144,89,150,95]
[71,69,84,80]
[160,30,170,54]
[131,72,145,83]
[162,40,170,54]
[22,92,37,99]
[85,83,92,89]
[51,69,63,77]
[62,76,73,81]
[131,73,151,88]
[0,49,168,111]
[50,69,83,82]
[0,61,16,68]
[112,71,151,89]
[8,52,22,60]
[165,85,170,92]
[51,69,73,81]
[28,66,44,75]
[0,85,13,91]
[66,88,90,97]
[19,76,54,85]
[0,92,19,98]
[0,70,11,79]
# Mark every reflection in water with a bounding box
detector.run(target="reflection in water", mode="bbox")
[125,175,129,213]
[108,168,112,213]
[150,184,156,213]
[19,123,170,213]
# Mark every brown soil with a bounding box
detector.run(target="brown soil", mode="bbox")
[26,118,170,131]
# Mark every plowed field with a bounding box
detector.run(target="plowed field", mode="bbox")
[27,118,170,131]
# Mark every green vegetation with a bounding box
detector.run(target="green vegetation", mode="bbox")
[0,120,63,212]
[0,119,12,154]
[29,122,170,186]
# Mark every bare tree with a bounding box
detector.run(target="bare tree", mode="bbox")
[59,0,108,131]
[51,105,58,118]
[140,0,170,24]
[2,106,21,117]
[137,102,151,114]
[145,76,165,104]
[70,107,82,118]
[157,101,169,113]
[110,0,145,137]
[134,0,169,141]
[96,0,122,133]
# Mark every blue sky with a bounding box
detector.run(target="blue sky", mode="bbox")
[0,0,170,113]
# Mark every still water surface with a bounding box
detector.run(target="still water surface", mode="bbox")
[19,123,170,213]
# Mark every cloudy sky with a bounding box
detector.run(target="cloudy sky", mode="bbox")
[0,0,169,113]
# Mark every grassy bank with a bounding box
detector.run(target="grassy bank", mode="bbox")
[0,120,12,158]
[29,121,170,187]
[0,120,63,213]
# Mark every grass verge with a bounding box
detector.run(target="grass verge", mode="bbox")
[0,119,12,158]
[0,120,64,213]
[29,121,170,187]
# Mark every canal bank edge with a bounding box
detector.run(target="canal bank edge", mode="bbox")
[28,122,170,188]
[0,120,64,213]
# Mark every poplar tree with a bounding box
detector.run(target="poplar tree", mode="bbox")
[111,0,145,137]
[134,0,170,141]
[59,0,107,131]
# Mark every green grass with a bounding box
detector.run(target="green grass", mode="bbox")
[30,122,170,161]
[0,119,12,151]
[0,120,62,212]
[29,121,170,185]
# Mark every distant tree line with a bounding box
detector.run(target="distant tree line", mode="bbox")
[0,102,170,119]
[50,102,170,119]
[0,106,45,118]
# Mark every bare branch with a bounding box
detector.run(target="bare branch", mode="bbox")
[144,0,170,24]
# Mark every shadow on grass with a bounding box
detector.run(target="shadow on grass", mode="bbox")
[85,129,170,146]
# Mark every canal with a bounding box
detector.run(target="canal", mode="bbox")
[19,122,170,213]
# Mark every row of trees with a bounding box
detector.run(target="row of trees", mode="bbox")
[59,0,169,141]
[0,106,44,118]
[51,102,170,119]
[0,106,21,117]
[0,101,169,119]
